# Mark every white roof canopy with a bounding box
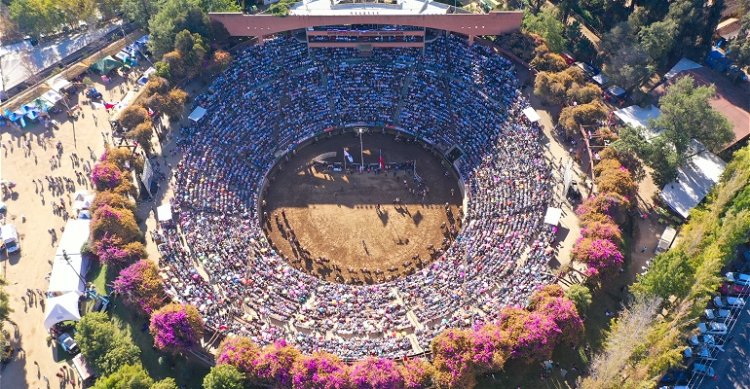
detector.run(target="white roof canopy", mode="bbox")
[544,207,563,225]
[188,106,207,122]
[613,104,663,139]
[522,107,541,123]
[41,89,64,105]
[47,219,90,295]
[157,204,173,222]
[47,76,72,92]
[43,292,82,330]
[660,148,727,218]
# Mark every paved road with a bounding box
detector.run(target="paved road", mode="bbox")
[0,20,123,93]
[697,304,750,389]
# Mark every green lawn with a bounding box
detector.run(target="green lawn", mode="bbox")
[85,261,209,388]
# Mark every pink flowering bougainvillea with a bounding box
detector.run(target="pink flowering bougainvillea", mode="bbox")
[91,161,123,191]
[251,339,300,387]
[535,297,584,344]
[350,357,404,389]
[572,237,625,277]
[580,220,623,246]
[399,358,433,389]
[113,260,166,314]
[468,324,510,372]
[290,352,350,389]
[217,336,261,377]
[149,303,204,353]
[430,328,477,389]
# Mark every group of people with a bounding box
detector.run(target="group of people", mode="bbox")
[156,33,557,360]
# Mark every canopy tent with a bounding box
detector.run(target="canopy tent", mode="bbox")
[47,219,90,295]
[157,204,173,223]
[612,104,663,140]
[188,106,207,123]
[522,107,540,123]
[72,354,95,382]
[137,67,157,86]
[592,74,608,86]
[47,76,73,93]
[607,86,626,97]
[72,191,94,212]
[90,57,123,74]
[543,207,563,225]
[41,89,64,106]
[43,292,82,330]
[660,148,726,218]
[26,109,42,120]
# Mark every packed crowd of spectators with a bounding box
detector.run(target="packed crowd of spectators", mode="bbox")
[156,33,556,359]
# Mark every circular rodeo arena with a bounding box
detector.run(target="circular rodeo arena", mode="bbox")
[158,12,558,360]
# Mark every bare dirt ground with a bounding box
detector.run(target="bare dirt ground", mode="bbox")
[262,132,462,284]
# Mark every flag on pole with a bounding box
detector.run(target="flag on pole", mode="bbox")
[379,149,385,169]
[343,148,354,163]
[91,101,104,110]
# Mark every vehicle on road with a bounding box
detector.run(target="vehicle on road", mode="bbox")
[58,333,80,355]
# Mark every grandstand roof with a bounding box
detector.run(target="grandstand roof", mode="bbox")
[210,11,523,38]
[290,0,451,16]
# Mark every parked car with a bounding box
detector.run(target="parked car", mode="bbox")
[1,224,20,254]
[58,333,80,355]
[692,362,716,377]
[560,52,576,65]
[85,88,102,100]
[705,308,730,321]
[714,296,745,309]
[719,282,750,296]
[698,322,728,336]
[689,333,716,347]
[726,272,750,286]
[574,61,598,77]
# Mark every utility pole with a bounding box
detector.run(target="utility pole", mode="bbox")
[358,128,365,172]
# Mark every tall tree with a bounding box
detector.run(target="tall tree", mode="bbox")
[522,8,567,53]
[76,312,141,375]
[121,0,162,27]
[92,364,153,389]
[651,75,734,155]
[203,365,246,389]
[726,11,750,69]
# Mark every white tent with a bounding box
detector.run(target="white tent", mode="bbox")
[188,106,207,123]
[157,204,173,223]
[613,105,663,140]
[543,207,563,225]
[47,76,72,93]
[660,148,726,218]
[43,292,82,330]
[522,107,541,123]
[47,219,90,295]
[592,74,608,86]
[41,89,64,106]
[73,191,94,212]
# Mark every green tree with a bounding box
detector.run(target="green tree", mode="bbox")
[76,312,141,375]
[726,12,750,69]
[565,284,592,313]
[150,378,180,389]
[203,364,246,389]
[199,0,240,11]
[8,0,62,37]
[121,0,162,27]
[0,278,11,323]
[522,8,567,53]
[93,364,154,389]
[632,249,694,299]
[148,0,211,58]
[637,19,677,65]
[174,30,208,77]
[651,75,734,155]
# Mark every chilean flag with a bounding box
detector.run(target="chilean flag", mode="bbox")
[379,149,385,169]
[343,148,354,163]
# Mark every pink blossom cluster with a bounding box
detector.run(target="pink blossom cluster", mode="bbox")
[94,234,132,266]
[350,357,404,389]
[149,304,204,352]
[291,353,350,389]
[112,260,165,314]
[90,162,123,190]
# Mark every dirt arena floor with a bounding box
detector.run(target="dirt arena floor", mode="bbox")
[262,131,463,284]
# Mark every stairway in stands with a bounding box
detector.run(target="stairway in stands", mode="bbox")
[391,71,416,124]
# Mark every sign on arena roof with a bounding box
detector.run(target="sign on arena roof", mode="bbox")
[290,0,451,16]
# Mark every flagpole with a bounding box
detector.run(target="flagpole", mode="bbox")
[359,129,364,172]
[343,148,347,172]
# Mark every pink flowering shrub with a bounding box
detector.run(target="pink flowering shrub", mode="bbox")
[535,297,584,344]
[149,303,204,353]
[468,324,510,371]
[251,339,300,387]
[430,329,477,389]
[399,358,433,389]
[575,192,629,226]
[90,204,141,243]
[580,220,623,246]
[350,357,404,389]
[94,234,145,266]
[217,336,260,377]
[291,352,350,389]
[91,161,123,190]
[572,237,625,277]
[113,260,165,314]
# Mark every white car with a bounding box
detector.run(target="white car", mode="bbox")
[726,272,750,286]
[689,334,716,347]
[705,308,730,321]
[714,296,745,309]
[698,322,728,336]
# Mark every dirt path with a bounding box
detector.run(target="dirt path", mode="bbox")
[0,70,144,389]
